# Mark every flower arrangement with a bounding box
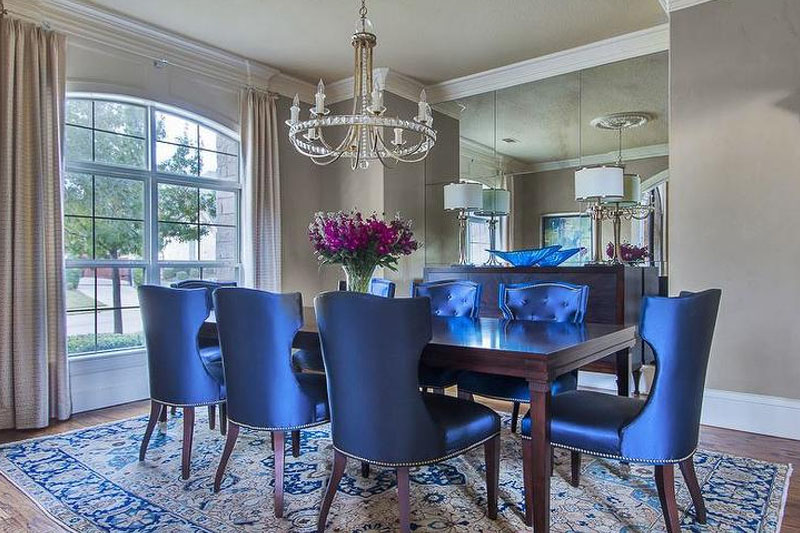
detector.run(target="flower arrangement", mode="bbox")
[308,210,419,292]
[606,241,650,263]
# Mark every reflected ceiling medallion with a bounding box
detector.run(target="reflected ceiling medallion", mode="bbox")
[285,0,436,170]
[590,111,653,131]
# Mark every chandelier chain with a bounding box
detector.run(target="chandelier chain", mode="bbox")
[359,0,368,21]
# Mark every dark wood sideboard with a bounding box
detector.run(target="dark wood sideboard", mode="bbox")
[422,264,659,395]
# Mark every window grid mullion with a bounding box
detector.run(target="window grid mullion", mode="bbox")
[65,96,241,356]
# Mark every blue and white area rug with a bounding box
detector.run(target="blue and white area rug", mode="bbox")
[0,412,792,532]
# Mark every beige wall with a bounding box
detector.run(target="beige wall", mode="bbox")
[424,109,461,267]
[512,156,669,250]
[275,97,325,304]
[670,0,800,399]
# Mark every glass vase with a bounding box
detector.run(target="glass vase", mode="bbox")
[342,262,377,293]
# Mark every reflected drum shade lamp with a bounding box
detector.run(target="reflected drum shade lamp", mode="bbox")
[444,182,483,266]
[574,166,624,263]
[475,188,510,266]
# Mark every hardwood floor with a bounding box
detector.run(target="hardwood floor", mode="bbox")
[0,398,797,532]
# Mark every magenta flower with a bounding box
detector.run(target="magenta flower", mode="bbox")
[308,210,420,280]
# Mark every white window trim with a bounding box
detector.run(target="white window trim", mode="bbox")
[65,93,242,360]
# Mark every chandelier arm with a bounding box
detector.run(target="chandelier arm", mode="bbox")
[372,129,400,169]
[376,130,431,163]
[290,135,351,160]
[309,151,345,166]
[316,125,357,155]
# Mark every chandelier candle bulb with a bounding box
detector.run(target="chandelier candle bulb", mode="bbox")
[418,90,428,122]
[371,84,383,112]
[393,127,404,146]
[315,79,326,114]
[290,94,300,124]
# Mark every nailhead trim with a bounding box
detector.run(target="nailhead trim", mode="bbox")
[333,431,500,468]
[518,436,696,465]
[152,399,225,408]
[229,418,330,432]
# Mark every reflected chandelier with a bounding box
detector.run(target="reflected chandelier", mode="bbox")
[285,0,436,170]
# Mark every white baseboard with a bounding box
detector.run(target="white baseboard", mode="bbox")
[577,370,800,441]
[69,349,150,413]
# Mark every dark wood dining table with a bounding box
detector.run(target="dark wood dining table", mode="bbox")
[203,307,637,531]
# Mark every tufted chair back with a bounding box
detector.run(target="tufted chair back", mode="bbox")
[315,292,440,464]
[620,289,721,461]
[213,288,317,429]
[171,279,237,310]
[369,278,396,298]
[412,280,481,318]
[138,285,223,405]
[499,281,589,323]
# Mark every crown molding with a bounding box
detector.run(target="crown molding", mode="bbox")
[668,0,717,12]
[516,143,669,175]
[425,24,669,104]
[657,0,669,14]
[460,137,530,176]
[4,0,317,101]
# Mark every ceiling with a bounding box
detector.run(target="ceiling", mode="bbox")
[452,52,669,167]
[84,0,666,85]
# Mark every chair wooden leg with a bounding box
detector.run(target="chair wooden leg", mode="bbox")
[208,405,216,430]
[219,403,227,436]
[484,434,500,520]
[397,467,411,533]
[679,456,707,524]
[139,400,161,461]
[317,450,347,533]
[361,461,370,478]
[273,431,285,518]
[570,451,581,487]
[511,402,520,433]
[214,423,239,492]
[521,438,533,526]
[292,430,301,458]
[550,448,555,476]
[181,407,195,480]
[654,464,681,533]
[158,402,168,433]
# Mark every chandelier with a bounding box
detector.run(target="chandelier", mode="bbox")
[285,0,436,170]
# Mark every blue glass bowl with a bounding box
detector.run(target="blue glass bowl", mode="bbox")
[487,246,561,267]
[536,248,583,266]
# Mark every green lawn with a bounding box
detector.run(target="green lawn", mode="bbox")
[66,289,98,310]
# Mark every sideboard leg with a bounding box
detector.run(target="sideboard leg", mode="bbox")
[615,349,632,397]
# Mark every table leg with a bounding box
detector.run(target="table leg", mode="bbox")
[615,349,632,397]
[527,381,551,531]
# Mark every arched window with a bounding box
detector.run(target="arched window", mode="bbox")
[63,95,240,356]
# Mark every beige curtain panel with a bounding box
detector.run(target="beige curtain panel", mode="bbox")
[241,88,282,291]
[0,16,71,429]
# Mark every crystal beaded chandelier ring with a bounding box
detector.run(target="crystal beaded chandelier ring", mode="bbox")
[285,0,437,170]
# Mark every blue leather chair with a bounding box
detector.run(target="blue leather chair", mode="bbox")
[212,288,329,518]
[170,279,237,310]
[412,280,481,393]
[314,292,501,533]
[369,277,396,298]
[137,285,226,480]
[170,279,237,425]
[521,289,722,532]
[457,281,589,432]
[292,278,397,373]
